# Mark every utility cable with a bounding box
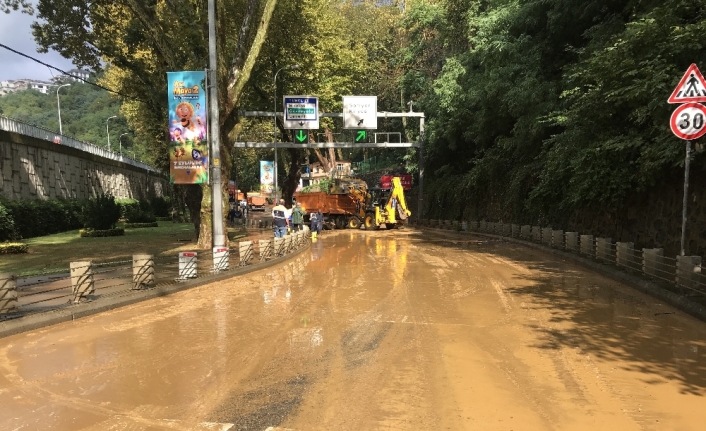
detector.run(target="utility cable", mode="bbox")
[0,43,151,104]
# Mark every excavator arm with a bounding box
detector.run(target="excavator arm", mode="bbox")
[375,176,412,226]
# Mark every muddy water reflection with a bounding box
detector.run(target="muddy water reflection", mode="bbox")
[0,231,704,430]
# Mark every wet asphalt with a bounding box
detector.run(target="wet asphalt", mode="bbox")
[0,229,704,430]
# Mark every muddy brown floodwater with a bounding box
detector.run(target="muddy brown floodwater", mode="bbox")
[0,230,705,430]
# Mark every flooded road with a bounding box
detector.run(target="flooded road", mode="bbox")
[0,230,705,430]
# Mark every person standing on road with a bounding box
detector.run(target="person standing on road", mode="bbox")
[272,199,289,238]
[291,202,306,232]
[316,210,324,235]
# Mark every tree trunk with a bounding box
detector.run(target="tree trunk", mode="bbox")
[282,148,302,206]
[184,184,203,239]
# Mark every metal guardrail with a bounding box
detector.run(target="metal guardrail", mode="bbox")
[0,115,160,173]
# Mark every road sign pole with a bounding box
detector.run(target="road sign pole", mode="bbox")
[418,116,425,220]
[681,141,691,256]
[207,0,225,247]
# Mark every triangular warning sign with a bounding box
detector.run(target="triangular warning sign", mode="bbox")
[668,64,706,104]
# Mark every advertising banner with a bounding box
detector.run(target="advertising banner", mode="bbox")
[168,71,208,184]
[260,161,274,194]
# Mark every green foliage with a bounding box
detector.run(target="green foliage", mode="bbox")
[300,178,334,194]
[0,202,16,241]
[81,193,121,230]
[149,196,171,218]
[0,242,28,254]
[1,199,83,239]
[79,228,125,237]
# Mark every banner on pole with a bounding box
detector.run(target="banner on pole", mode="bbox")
[168,71,208,184]
[260,161,274,194]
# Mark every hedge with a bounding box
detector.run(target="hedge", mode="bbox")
[0,202,15,241]
[79,228,125,238]
[156,216,172,222]
[124,222,158,228]
[2,199,83,239]
[0,242,28,254]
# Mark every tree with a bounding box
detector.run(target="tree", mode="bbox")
[32,0,278,247]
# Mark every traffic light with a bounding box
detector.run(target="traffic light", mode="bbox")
[294,129,309,143]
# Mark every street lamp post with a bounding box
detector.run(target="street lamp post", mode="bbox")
[119,133,128,156]
[106,116,117,151]
[56,83,71,135]
[273,64,299,202]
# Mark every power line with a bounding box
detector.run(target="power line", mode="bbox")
[0,42,152,104]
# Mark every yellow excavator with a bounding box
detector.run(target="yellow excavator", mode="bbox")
[363,177,412,230]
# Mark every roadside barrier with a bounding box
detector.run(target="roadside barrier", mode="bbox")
[2,231,310,319]
[411,218,706,300]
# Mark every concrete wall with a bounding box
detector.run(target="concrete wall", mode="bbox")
[0,130,168,201]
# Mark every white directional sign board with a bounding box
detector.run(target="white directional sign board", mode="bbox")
[283,95,319,130]
[343,96,377,129]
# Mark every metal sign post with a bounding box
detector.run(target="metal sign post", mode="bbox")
[681,141,691,256]
[207,0,224,247]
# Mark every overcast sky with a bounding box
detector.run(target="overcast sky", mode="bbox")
[0,7,76,82]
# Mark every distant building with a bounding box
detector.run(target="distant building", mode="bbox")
[0,81,17,96]
[51,69,90,83]
[0,79,54,96]
[303,161,352,186]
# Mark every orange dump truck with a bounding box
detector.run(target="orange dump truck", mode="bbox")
[294,192,363,229]
[247,194,267,211]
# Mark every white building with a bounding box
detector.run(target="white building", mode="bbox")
[0,79,54,96]
[51,69,90,83]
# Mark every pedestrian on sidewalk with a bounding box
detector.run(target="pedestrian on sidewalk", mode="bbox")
[291,202,306,232]
[272,199,289,238]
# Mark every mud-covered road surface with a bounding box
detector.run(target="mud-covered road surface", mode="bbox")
[0,230,705,430]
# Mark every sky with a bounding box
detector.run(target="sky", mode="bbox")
[0,7,75,82]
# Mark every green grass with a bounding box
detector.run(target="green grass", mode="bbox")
[1,222,200,277]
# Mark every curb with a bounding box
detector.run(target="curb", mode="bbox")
[0,241,311,339]
[416,226,706,323]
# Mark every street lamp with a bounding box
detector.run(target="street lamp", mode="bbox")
[119,133,129,156]
[106,116,117,151]
[273,64,299,202]
[56,83,71,135]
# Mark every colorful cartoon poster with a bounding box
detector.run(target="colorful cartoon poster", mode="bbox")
[168,71,208,184]
[260,161,274,194]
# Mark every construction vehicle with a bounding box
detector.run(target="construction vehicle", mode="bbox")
[363,176,411,230]
[294,178,369,229]
[247,193,267,211]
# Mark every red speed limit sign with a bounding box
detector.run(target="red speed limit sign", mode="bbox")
[670,102,706,140]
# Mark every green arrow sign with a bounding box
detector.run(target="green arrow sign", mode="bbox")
[295,130,308,143]
[355,130,367,143]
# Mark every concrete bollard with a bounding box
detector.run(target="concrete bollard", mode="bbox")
[480,221,487,232]
[676,255,702,291]
[132,254,155,290]
[239,241,254,266]
[0,273,18,314]
[595,238,613,262]
[70,260,95,303]
[565,232,578,252]
[489,222,496,234]
[542,228,552,245]
[532,226,541,242]
[511,224,520,238]
[552,230,564,248]
[259,239,273,261]
[274,237,285,256]
[284,235,293,254]
[462,221,468,231]
[178,252,197,280]
[503,223,512,237]
[616,242,634,269]
[521,225,531,239]
[580,235,594,257]
[213,246,229,272]
[642,248,664,278]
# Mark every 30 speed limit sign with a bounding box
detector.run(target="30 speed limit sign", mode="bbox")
[670,102,706,140]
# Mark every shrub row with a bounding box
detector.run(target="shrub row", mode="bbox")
[79,228,126,238]
[0,195,171,241]
[124,222,159,228]
[0,242,28,254]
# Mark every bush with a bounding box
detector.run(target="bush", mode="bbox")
[156,216,171,222]
[0,242,27,254]
[149,196,172,217]
[1,199,83,239]
[79,228,125,237]
[82,194,121,230]
[116,198,141,219]
[0,202,16,241]
[124,222,158,228]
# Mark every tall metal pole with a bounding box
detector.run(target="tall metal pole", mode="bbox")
[106,115,117,151]
[680,141,691,256]
[208,0,225,247]
[56,83,70,135]
[418,115,425,221]
[273,65,299,203]
[119,133,128,156]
